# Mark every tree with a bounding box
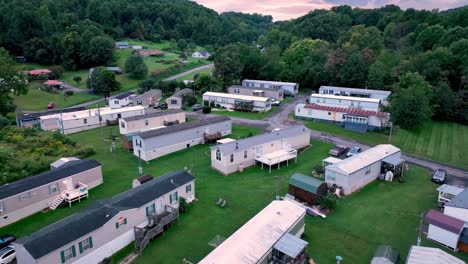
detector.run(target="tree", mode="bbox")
[195,74,217,93]
[390,73,433,129]
[367,51,401,89]
[49,65,64,79]
[177,39,187,50]
[87,67,120,97]
[340,52,368,87]
[431,82,456,121]
[125,55,148,78]
[0,48,28,115]
[139,79,155,92]
[73,76,82,86]
[213,44,243,88]
[416,25,445,50]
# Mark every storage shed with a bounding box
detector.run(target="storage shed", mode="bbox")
[425,209,464,251]
[132,174,154,188]
[50,157,80,170]
[288,173,327,205]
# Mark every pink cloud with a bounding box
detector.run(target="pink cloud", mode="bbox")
[194,0,468,21]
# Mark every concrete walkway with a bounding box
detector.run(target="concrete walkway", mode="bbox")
[163,63,214,81]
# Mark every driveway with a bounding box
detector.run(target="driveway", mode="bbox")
[61,83,91,94]
[163,63,214,81]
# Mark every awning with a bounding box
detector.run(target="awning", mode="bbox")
[436,184,464,196]
[382,156,404,166]
[217,138,236,144]
[273,233,308,258]
[253,90,264,93]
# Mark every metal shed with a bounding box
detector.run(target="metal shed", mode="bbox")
[288,173,328,205]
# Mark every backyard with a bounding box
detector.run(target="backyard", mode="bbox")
[302,119,468,170]
[0,123,463,263]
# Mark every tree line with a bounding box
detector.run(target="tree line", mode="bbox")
[213,5,468,127]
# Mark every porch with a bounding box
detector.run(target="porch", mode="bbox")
[49,182,89,210]
[204,132,222,143]
[134,205,179,255]
[437,184,464,207]
[256,148,298,173]
[272,233,308,264]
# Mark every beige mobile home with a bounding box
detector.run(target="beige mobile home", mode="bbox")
[14,171,195,264]
[199,200,308,264]
[203,92,271,112]
[211,126,310,175]
[108,92,135,109]
[119,109,186,135]
[325,144,403,195]
[228,85,284,101]
[133,116,232,161]
[242,79,299,95]
[133,89,162,107]
[0,159,102,228]
[166,88,193,109]
[309,94,381,112]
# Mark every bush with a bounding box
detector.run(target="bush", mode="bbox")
[312,165,324,175]
[202,106,212,114]
[209,101,215,107]
[318,193,337,209]
[0,116,10,128]
[125,55,148,78]
[179,197,188,213]
[203,100,209,106]
[215,104,221,108]
[63,90,74,96]
[49,65,64,79]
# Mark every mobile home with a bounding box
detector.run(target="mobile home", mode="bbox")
[319,86,391,103]
[242,79,299,95]
[228,85,284,101]
[203,92,271,112]
[309,94,381,112]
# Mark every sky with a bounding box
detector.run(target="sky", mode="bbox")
[194,0,468,21]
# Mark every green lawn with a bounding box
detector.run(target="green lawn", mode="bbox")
[211,106,278,120]
[61,69,89,89]
[0,124,463,264]
[302,120,468,169]
[175,68,212,81]
[14,83,99,111]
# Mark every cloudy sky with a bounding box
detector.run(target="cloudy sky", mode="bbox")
[194,0,468,21]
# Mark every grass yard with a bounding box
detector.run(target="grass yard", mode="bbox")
[61,69,89,89]
[302,120,468,169]
[211,106,278,120]
[0,123,462,264]
[175,68,212,81]
[14,83,99,111]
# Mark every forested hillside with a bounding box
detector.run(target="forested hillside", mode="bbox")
[214,5,468,126]
[0,0,272,68]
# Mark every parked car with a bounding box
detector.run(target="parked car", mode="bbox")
[152,102,167,110]
[328,145,349,157]
[270,98,281,106]
[47,101,55,109]
[0,246,15,264]
[432,169,447,184]
[346,147,362,157]
[192,104,203,111]
[0,235,15,251]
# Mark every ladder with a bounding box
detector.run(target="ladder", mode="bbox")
[50,191,66,210]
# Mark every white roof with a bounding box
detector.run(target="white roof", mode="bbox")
[50,157,80,168]
[323,157,342,164]
[406,246,465,264]
[436,184,464,196]
[310,93,381,103]
[243,79,298,86]
[199,200,306,264]
[203,92,269,102]
[40,106,145,121]
[217,138,236,144]
[319,86,391,96]
[327,145,401,175]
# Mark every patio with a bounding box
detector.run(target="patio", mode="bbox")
[256,148,298,173]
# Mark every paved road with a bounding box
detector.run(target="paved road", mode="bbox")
[61,83,91,94]
[163,63,214,81]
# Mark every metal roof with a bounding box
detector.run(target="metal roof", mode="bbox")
[229,85,279,92]
[114,91,135,100]
[326,145,401,175]
[445,189,468,209]
[213,125,309,155]
[425,209,464,234]
[169,88,193,98]
[199,200,306,264]
[0,160,101,200]
[301,104,389,118]
[406,246,465,264]
[122,109,183,122]
[323,157,342,164]
[16,107,86,121]
[15,170,194,259]
[273,233,308,258]
[289,173,325,194]
[136,116,230,139]
[203,92,270,102]
[133,89,162,100]
[50,157,80,169]
[310,93,382,103]
[436,185,464,196]
[243,79,298,86]
[382,156,405,166]
[319,86,391,96]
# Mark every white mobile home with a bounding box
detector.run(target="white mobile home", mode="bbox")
[52,106,146,135]
[108,92,135,109]
[133,116,232,161]
[309,94,381,112]
[132,89,162,107]
[319,86,391,103]
[325,144,403,195]
[14,171,195,264]
[211,126,310,175]
[242,79,299,95]
[228,85,284,101]
[203,92,271,112]
[199,200,307,264]
[406,246,465,264]
[295,103,390,132]
[119,109,186,135]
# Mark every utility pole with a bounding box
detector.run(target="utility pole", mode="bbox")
[417,212,423,246]
[138,150,143,176]
[388,121,393,144]
[97,104,103,141]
